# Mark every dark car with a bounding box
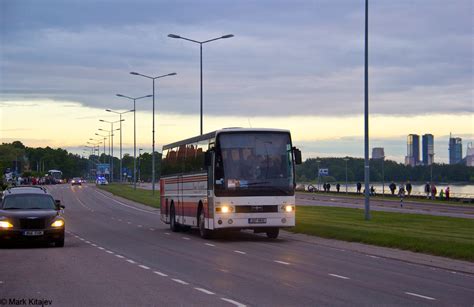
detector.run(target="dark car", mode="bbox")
[71,177,82,186]
[0,186,65,247]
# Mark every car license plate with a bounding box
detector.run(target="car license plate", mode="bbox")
[248,218,267,224]
[23,230,44,236]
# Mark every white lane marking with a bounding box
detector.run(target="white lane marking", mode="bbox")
[182,237,190,240]
[367,255,380,259]
[171,279,189,285]
[118,219,122,222]
[137,225,143,227]
[138,265,150,270]
[153,271,168,277]
[85,241,91,244]
[0,281,4,284]
[194,287,215,295]
[91,244,98,247]
[329,274,350,280]
[126,259,136,264]
[274,260,290,265]
[165,232,170,235]
[221,298,246,307]
[74,235,79,238]
[115,255,125,259]
[106,250,114,254]
[93,189,159,214]
[79,238,85,241]
[405,292,436,300]
[97,247,105,250]
[149,228,155,231]
[127,222,132,224]
[234,250,246,255]
[205,243,215,247]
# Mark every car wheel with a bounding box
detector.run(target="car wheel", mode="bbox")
[199,210,212,239]
[170,204,180,232]
[266,228,279,239]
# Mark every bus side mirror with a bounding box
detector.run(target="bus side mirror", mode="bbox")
[204,151,212,167]
[293,147,302,165]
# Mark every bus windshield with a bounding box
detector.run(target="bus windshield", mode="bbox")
[215,132,294,196]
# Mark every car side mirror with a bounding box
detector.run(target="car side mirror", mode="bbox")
[204,151,212,167]
[293,147,302,165]
[55,199,64,210]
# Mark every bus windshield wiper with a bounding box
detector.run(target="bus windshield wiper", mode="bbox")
[242,181,270,186]
[3,207,22,210]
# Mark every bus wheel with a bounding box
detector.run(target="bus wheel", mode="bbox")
[170,204,179,232]
[266,228,279,239]
[199,210,212,239]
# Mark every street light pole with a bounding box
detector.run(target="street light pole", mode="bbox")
[95,133,108,163]
[382,156,385,197]
[168,33,233,135]
[364,0,371,220]
[106,109,133,183]
[129,72,176,195]
[116,94,152,189]
[343,157,349,194]
[138,148,143,183]
[316,159,321,191]
[99,119,123,183]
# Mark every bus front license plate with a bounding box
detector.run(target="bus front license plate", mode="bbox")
[248,218,267,224]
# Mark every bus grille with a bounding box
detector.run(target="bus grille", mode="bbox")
[235,205,278,213]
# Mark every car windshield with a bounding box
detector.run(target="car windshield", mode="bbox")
[2,195,56,210]
[215,132,295,196]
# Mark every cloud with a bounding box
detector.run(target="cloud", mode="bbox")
[1,0,472,118]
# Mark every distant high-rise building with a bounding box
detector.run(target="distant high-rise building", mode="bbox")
[465,143,474,167]
[372,147,385,159]
[422,134,434,165]
[449,134,462,164]
[405,134,420,167]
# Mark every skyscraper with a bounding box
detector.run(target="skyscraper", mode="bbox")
[405,134,420,167]
[449,135,462,164]
[422,134,434,165]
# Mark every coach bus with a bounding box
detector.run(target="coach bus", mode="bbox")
[160,128,302,239]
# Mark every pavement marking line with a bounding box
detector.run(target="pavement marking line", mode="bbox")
[182,237,191,240]
[139,265,150,270]
[138,225,143,227]
[172,279,189,285]
[405,292,436,301]
[221,298,246,307]
[91,244,98,247]
[127,222,132,224]
[205,243,215,247]
[274,260,290,265]
[85,241,91,244]
[234,250,247,255]
[97,247,105,250]
[153,271,168,277]
[165,232,171,235]
[329,274,350,280]
[93,189,159,214]
[367,255,380,259]
[118,219,122,221]
[149,228,155,231]
[126,259,136,264]
[194,288,215,295]
[106,250,114,254]
[79,238,85,241]
[115,255,125,259]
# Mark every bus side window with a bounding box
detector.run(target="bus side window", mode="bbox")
[185,143,198,173]
[196,139,209,171]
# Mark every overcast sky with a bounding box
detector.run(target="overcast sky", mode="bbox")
[1,0,472,162]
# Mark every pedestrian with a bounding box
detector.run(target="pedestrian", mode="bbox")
[424,182,430,199]
[323,183,327,192]
[398,184,405,207]
[439,189,444,200]
[406,181,412,197]
[431,184,437,200]
[327,183,331,192]
[336,183,340,193]
[370,185,376,196]
[356,182,362,194]
[389,182,396,195]
[445,186,450,201]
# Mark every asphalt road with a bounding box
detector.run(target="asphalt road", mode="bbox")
[296,192,474,219]
[1,184,473,306]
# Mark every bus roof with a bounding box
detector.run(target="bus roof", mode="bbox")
[162,128,291,150]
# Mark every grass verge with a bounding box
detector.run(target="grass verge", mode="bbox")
[290,206,474,262]
[97,184,160,208]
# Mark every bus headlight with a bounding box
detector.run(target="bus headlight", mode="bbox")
[283,205,294,213]
[217,205,234,213]
[0,221,13,229]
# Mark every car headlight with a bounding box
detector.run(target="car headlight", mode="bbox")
[0,221,13,229]
[51,220,64,227]
[282,205,294,213]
